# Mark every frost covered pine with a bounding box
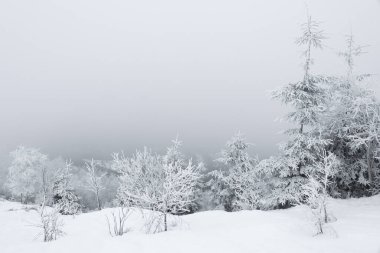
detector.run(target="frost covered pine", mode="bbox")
[348,93,380,185]
[113,140,200,233]
[323,33,380,195]
[163,137,185,166]
[269,15,329,206]
[211,133,261,211]
[53,160,81,215]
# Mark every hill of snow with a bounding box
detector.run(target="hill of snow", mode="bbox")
[1,195,380,253]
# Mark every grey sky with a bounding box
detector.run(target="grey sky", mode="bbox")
[0,0,379,161]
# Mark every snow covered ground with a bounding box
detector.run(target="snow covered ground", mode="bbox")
[1,195,380,253]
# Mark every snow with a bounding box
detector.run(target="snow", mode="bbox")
[1,196,380,253]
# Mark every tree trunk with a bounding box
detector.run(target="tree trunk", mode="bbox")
[367,143,374,184]
[318,221,323,235]
[96,191,101,210]
[323,204,328,223]
[164,213,167,232]
[299,123,304,134]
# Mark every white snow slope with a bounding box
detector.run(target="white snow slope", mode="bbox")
[1,195,380,253]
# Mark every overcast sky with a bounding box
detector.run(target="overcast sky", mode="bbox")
[0,0,379,161]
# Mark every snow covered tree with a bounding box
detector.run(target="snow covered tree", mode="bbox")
[85,159,105,210]
[113,141,201,233]
[163,136,185,166]
[153,160,200,231]
[211,133,260,211]
[322,33,380,196]
[303,151,340,235]
[53,160,81,215]
[338,32,367,87]
[164,137,203,213]
[346,90,380,185]
[268,14,329,206]
[113,148,161,207]
[255,155,300,208]
[5,146,48,203]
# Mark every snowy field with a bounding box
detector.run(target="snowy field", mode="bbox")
[1,196,380,253]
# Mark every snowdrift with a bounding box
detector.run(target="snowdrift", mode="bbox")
[1,195,380,253]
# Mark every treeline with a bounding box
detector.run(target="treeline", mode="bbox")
[1,14,380,235]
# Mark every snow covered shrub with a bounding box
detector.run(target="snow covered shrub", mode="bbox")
[37,205,64,242]
[211,133,261,211]
[53,160,81,215]
[142,211,167,234]
[106,207,131,236]
[142,211,186,234]
[113,139,201,233]
[303,151,340,235]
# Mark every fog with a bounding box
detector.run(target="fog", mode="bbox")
[0,0,379,161]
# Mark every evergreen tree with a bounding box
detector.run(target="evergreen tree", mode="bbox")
[53,160,81,215]
[163,137,185,166]
[212,133,259,211]
[269,15,329,206]
[323,33,380,196]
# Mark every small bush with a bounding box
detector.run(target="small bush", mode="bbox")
[106,207,131,236]
[36,206,64,242]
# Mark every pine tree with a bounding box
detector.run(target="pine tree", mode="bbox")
[53,160,81,215]
[269,14,329,206]
[212,133,259,211]
[163,137,185,166]
[323,33,380,196]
